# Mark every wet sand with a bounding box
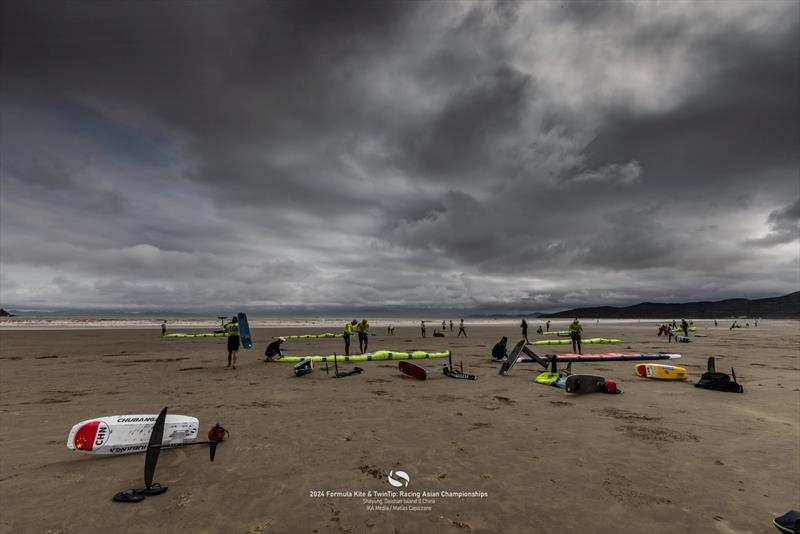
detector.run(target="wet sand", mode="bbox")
[1,320,798,533]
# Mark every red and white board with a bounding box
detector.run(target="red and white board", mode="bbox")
[67,414,199,455]
[399,361,427,380]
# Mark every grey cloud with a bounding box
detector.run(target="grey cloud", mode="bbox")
[744,199,800,247]
[573,161,642,185]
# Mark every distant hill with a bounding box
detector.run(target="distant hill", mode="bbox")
[542,292,799,319]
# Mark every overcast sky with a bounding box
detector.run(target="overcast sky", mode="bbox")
[1,1,798,313]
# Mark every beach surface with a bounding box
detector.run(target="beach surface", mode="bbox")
[1,319,798,534]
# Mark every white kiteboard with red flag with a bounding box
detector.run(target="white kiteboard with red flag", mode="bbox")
[67,414,198,455]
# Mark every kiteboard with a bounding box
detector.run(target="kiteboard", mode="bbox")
[565,375,607,394]
[67,414,198,455]
[535,371,563,385]
[532,338,622,346]
[274,350,450,363]
[499,339,527,376]
[517,352,681,364]
[237,312,253,349]
[634,363,688,380]
[399,361,427,380]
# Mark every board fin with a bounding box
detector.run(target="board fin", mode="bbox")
[143,407,167,491]
[499,339,526,375]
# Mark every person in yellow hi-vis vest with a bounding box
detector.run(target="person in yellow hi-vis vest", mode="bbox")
[568,318,583,355]
[457,319,467,337]
[343,320,356,356]
[356,319,370,354]
[224,316,240,369]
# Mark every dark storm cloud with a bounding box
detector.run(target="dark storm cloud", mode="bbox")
[1,1,798,311]
[581,13,800,191]
[745,199,800,247]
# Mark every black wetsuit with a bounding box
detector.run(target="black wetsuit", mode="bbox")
[492,341,508,360]
[265,340,283,360]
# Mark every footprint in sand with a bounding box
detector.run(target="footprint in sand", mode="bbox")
[447,518,473,531]
[246,520,273,534]
[469,422,492,431]
[615,424,699,443]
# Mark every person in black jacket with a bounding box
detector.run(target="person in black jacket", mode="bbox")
[264,337,285,362]
[492,337,508,361]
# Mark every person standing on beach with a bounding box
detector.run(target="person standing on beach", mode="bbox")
[343,320,356,356]
[681,319,689,336]
[568,318,583,354]
[546,320,551,332]
[442,320,447,331]
[457,319,467,337]
[421,320,427,337]
[225,316,240,369]
[387,324,395,335]
[665,323,676,343]
[449,320,453,332]
[264,337,285,362]
[520,319,529,344]
[714,319,718,327]
[161,320,167,336]
[357,319,370,353]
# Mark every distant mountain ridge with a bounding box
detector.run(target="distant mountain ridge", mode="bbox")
[542,292,799,319]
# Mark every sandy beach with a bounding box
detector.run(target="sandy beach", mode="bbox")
[0,319,798,533]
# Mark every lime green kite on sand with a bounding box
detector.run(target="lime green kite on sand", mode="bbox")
[271,333,343,340]
[532,338,622,346]
[542,331,570,335]
[163,332,226,338]
[273,350,450,363]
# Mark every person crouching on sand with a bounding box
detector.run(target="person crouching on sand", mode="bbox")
[492,337,508,361]
[569,318,583,355]
[264,337,285,362]
[225,316,240,369]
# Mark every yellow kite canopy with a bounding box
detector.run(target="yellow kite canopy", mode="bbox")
[273,350,450,363]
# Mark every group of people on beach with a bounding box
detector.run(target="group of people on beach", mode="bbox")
[657,319,690,342]
[342,319,371,356]
[420,319,466,338]
[494,318,585,360]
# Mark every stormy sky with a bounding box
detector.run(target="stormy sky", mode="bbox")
[1,1,798,313]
